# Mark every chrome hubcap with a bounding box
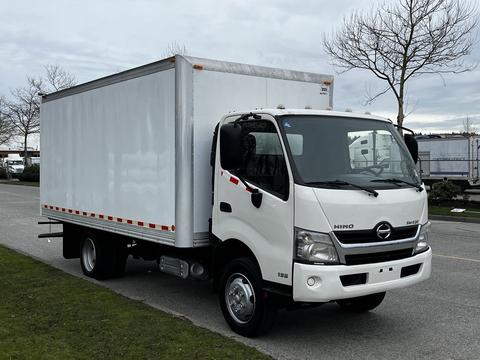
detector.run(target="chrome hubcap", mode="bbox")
[82,238,96,272]
[225,273,255,324]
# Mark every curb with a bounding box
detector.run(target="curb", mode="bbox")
[430,214,480,224]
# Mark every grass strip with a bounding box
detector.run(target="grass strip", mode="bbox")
[0,180,39,187]
[429,206,480,219]
[0,245,270,360]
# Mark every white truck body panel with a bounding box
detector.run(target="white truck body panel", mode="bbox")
[417,136,480,185]
[41,56,333,248]
[41,69,176,231]
[192,69,331,233]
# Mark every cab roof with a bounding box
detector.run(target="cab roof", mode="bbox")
[225,109,392,123]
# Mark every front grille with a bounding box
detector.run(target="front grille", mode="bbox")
[334,225,418,244]
[344,248,414,265]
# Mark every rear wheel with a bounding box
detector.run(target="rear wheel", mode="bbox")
[337,292,386,312]
[219,257,277,337]
[80,232,127,280]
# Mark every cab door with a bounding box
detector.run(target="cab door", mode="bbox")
[212,115,294,285]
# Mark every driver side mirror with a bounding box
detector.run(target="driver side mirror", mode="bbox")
[220,122,243,170]
[404,134,418,164]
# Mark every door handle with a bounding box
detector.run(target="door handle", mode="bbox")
[220,202,232,213]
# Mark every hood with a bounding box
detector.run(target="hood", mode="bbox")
[9,165,24,170]
[295,185,428,232]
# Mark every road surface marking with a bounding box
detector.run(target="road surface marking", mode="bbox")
[433,254,480,263]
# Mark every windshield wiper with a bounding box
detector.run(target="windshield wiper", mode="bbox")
[371,178,423,192]
[306,180,379,197]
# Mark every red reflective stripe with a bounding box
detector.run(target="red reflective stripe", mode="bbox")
[43,205,174,232]
[230,176,239,185]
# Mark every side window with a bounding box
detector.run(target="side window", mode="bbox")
[235,120,289,200]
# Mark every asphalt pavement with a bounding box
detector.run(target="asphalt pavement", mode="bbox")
[1,183,479,360]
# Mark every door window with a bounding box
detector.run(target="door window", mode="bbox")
[234,120,289,200]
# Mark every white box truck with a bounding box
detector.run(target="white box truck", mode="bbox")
[40,55,432,337]
[416,135,480,188]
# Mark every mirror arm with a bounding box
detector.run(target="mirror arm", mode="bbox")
[235,112,262,123]
[394,124,415,136]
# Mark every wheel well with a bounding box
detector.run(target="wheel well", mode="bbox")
[212,238,261,291]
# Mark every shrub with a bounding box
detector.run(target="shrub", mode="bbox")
[17,164,40,182]
[0,167,7,179]
[429,180,461,202]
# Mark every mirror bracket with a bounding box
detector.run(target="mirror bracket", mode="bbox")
[251,188,263,208]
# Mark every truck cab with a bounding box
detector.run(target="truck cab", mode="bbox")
[211,109,432,336]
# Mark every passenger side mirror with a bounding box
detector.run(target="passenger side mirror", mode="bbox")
[404,134,418,164]
[220,122,243,170]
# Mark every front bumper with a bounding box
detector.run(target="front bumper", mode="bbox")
[293,248,432,302]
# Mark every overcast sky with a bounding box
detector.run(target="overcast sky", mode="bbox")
[1,0,479,141]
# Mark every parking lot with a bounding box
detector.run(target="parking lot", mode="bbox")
[1,183,479,360]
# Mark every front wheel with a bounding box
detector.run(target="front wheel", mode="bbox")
[337,292,386,312]
[219,258,277,337]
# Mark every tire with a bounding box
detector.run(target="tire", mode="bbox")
[337,292,386,313]
[80,232,127,280]
[219,257,277,337]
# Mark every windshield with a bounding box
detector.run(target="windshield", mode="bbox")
[278,115,421,189]
[8,160,23,165]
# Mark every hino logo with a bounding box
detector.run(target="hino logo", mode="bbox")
[334,224,354,229]
[376,222,392,240]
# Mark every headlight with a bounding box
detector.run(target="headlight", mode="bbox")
[295,228,339,264]
[414,221,431,254]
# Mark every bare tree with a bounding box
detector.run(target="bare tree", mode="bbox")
[4,81,41,163]
[462,115,477,135]
[43,64,76,92]
[162,41,188,58]
[324,0,477,128]
[3,65,76,164]
[0,96,14,146]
